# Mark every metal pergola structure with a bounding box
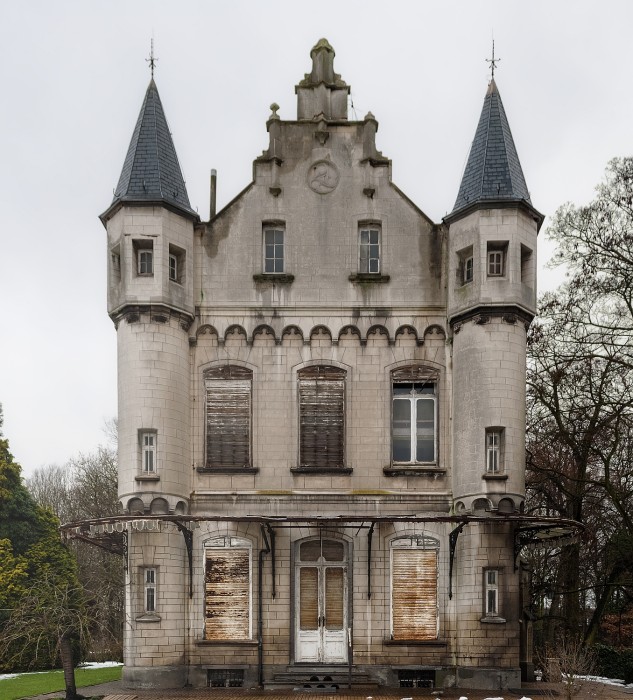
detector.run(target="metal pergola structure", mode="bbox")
[61,512,583,600]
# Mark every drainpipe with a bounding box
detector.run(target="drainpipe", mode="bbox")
[258,525,271,688]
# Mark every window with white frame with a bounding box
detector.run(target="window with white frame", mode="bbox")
[204,365,253,468]
[140,431,156,473]
[485,428,504,474]
[487,242,507,277]
[263,225,284,273]
[359,225,380,273]
[457,245,474,285]
[144,567,157,612]
[133,240,154,276]
[168,244,185,283]
[391,367,438,464]
[204,536,252,640]
[485,569,499,617]
[390,535,439,640]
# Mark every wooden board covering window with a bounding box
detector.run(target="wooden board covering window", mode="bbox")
[391,366,438,383]
[205,548,250,640]
[205,366,252,468]
[299,567,318,630]
[392,549,437,640]
[298,366,346,468]
[325,567,344,630]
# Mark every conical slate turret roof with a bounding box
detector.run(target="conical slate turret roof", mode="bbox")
[451,79,532,216]
[107,79,197,220]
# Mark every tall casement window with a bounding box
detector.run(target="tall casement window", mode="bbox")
[487,242,508,277]
[298,366,346,469]
[139,430,157,474]
[133,239,154,276]
[391,536,439,641]
[359,225,380,273]
[457,245,474,285]
[204,537,252,640]
[391,366,438,464]
[485,569,499,616]
[168,244,185,284]
[204,365,253,468]
[263,225,284,273]
[144,568,157,612]
[485,428,504,473]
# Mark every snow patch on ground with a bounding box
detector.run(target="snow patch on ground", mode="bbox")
[0,661,122,681]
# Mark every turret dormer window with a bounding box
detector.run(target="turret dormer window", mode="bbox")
[457,245,474,285]
[168,244,185,284]
[134,239,154,276]
[487,242,507,277]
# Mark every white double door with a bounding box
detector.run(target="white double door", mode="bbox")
[295,562,348,663]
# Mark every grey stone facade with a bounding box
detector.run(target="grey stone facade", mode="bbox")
[99,39,544,691]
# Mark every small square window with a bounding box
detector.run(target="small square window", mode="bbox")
[140,431,156,473]
[360,226,380,273]
[487,242,507,277]
[264,226,284,273]
[168,244,185,284]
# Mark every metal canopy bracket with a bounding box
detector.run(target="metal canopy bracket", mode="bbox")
[448,521,468,600]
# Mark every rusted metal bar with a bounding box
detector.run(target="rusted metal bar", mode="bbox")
[448,522,467,600]
[258,524,271,688]
[367,521,375,599]
[266,523,276,599]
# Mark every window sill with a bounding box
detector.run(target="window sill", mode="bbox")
[482,473,508,481]
[384,466,445,477]
[135,613,161,623]
[196,466,259,475]
[252,273,295,284]
[195,639,258,646]
[291,467,353,475]
[135,474,160,482]
[384,639,448,646]
[349,273,390,283]
[481,616,506,624]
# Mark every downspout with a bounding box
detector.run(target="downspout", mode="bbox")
[258,524,271,688]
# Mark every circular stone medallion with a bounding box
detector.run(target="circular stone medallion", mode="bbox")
[307,160,340,194]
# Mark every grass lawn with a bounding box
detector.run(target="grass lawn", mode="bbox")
[0,664,122,700]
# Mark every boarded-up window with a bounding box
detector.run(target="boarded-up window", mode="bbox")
[298,366,346,468]
[205,539,251,640]
[391,539,438,640]
[205,366,252,468]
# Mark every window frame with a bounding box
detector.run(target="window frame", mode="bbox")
[359,224,381,274]
[204,536,253,641]
[487,242,508,278]
[144,567,157,613]
[133,239,154,277]
[297,365,347,470]
[390,535,439,641]
[482,568,505,622]
[391,367,438,466]
[485,427,504,474]
[263,224,285,274]
[204,365,253,469]
[140,430,157,474]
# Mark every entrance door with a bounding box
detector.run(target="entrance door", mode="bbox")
[295,539,348,663]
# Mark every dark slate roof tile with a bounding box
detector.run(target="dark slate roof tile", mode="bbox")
[112,79,197,219]
[451,79,530,215]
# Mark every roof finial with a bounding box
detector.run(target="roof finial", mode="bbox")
[146,37,158,78]
[486,38,500,80]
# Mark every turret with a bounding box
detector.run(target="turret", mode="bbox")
[445,79,543,515]
[100,79,199,517]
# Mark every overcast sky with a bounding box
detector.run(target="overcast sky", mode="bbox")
[2,0,632,476]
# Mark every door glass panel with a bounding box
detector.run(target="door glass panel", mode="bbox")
[299,567,318,630]
[325,568,344,630]
[321,540,345,562]
[393,399,412,461]
[299,540,321,561]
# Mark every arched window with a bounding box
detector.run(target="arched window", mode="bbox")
[204,536,252,640]
[204,365,253,468]
[297,366,346,469]
[390,535,439,640]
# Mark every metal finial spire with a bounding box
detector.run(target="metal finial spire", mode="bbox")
[146,38,158,78]
[486,39,500,79]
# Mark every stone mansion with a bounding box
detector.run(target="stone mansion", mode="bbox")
[92,39,557,691]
